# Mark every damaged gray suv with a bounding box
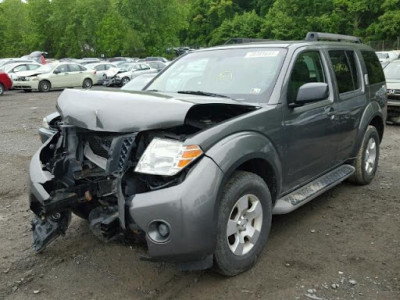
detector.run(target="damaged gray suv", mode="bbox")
[30,32,387,276]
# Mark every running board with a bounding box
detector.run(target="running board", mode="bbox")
[273,164,355,214]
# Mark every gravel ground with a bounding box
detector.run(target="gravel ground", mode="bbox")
[0,88,399,300]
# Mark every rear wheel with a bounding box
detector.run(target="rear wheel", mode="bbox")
[82,78,93,89]
[349,125,380,185]
[0,83,4,95]
[214,171,272,276]
[38,80,51,92]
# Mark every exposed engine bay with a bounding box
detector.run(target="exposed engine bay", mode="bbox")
[30,96,258,253]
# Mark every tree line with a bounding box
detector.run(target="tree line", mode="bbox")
[0,0,399,58]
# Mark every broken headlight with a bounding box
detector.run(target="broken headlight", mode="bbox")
[135,138,203,176]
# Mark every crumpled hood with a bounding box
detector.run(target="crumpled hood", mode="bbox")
[57,89,253,132]
[16,70,48,78]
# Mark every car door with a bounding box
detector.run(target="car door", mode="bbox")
[51,64,69,88]
[68,64,84,86]
[282,49,338,191]
[325,49,367,163]
[94,64,106,81]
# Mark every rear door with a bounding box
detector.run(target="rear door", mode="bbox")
[282,48,338,191]
[326,49,366,163]
[68,64,84,86]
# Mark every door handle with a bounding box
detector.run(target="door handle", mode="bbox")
[324,106,335,119]
[324,106,334,114]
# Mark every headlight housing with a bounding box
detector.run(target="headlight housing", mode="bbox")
[135,138,203,176]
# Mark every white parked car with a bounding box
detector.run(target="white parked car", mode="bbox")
[3,62,42,81]
[376,51,399,64]
[104,62,158,86]
[13,62,98,92]
[85,62,117,84]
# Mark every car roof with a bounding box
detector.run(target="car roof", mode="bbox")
[197,40,374,53]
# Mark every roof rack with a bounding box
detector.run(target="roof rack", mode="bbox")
[224,38,270,45]
[305,32,362,44]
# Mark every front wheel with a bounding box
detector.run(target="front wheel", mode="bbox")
[214,171,272,276]
[38,80,51,92]
[82,78,93,89]
[0,83,4,95]
[121,77,130,86]
[348,125,380,185]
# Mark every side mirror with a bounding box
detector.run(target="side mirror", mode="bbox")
[292,82,329,106]
[53,70,60,74]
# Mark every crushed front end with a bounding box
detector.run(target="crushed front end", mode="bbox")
[30,125,138,252]
[29,89,258,266]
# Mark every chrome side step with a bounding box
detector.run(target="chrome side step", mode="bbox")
[273,164,355,214]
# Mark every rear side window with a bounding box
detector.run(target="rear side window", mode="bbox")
[329,50,360,94]
[361,51,385,84]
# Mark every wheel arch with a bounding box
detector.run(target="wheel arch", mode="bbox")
[205,131,282,211]
[353,102,385,157]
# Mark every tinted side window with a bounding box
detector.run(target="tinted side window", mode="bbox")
[288,51,326,103]
[361,51,385,84]
[329,50,360,93]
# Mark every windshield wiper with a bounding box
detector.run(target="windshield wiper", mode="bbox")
[177,90,230,99]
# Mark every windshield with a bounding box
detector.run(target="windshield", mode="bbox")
[121,74,156,91]
[384,61,400,79]
[3,64,17,72]
[118,63,134,71]
[146,47,286,102]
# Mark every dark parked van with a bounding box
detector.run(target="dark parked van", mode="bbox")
[30,32,386,276]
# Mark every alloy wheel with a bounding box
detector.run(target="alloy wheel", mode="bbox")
[227,194,263,256]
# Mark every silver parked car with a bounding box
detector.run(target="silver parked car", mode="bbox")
[104,62,158,86]
[85,62,117,84]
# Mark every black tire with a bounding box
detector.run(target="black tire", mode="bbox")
[121,77,130,86]
[82,78,93,89]
[214,171,272,276]
[0,83,4,95]
[38,80,51,92]
[348,125,380,185]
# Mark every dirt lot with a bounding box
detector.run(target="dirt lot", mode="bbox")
[0,89,399,300]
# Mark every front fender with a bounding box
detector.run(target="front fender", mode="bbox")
[205,131,283,199]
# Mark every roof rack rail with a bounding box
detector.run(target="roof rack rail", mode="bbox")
[224,38,270,45]
[305,32,362,44]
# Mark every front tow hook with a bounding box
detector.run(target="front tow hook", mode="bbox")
[31,210,71,253]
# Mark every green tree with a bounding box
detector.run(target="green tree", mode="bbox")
[367,0,400,40]
[0,0,30,57]
[209,10,264,45]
